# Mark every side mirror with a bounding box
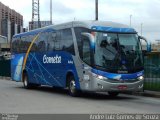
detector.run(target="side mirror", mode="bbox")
[81,32,95,50]
[139,36,151,53]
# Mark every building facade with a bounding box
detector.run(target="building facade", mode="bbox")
[0,2,23,42]
[29,21,52,31]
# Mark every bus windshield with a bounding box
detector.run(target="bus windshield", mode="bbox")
[94,32,143,73]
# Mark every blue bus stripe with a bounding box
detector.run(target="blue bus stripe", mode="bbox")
[30,53,63,87]
[91,26,136,33]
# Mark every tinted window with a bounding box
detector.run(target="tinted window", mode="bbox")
[54,31,61,50]
[12,28,75,54]
[21,36,27,53]
[37,32,47,52]
[61,28,75,55]
[74,27,90,57]
[47,32,56,51]
[82,39,91,65]
[12,37,21,53]
[16,35,37,53]
[12,37,18,53]
[30,35,37,52]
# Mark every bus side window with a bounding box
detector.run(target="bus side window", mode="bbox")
[21,36,27,53]
[16,37,21,53]
[30,35,37,52]
[47,31,56,51]
[25,35,33,52]
[54,30,61,50]
[45,32,49,51]
[12,37,17,53]
[74,27,90,58]
[61,28,75,55]
[37,32,47,52]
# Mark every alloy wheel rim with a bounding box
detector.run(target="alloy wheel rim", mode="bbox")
[70,80,76,94]
[24,76,28,87]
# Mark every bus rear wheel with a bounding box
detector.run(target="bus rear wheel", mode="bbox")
[68,76,79,97]
[23,73,40,89]
[108,92,119,97]
[23,73,32,89]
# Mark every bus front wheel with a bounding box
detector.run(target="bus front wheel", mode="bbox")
[68,76,79,97]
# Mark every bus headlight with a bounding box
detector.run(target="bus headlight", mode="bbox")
[91,72,108,80]
[97,75,106,80]
[138,76,144,81]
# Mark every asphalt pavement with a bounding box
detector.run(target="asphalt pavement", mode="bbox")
[0,79,160,114]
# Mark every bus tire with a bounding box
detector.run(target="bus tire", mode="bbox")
[108,92,119,97]
[23,73,32,89]
[68,76,79,97]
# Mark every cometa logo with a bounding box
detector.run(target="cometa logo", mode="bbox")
[43,54,61,64]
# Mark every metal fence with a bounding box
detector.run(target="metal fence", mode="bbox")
[144,52,160,91]
[0,59,11,77]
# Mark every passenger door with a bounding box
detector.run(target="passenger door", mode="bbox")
[81,36,92,87]
[82,38,91,65]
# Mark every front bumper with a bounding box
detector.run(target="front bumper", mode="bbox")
[84,78,144,92]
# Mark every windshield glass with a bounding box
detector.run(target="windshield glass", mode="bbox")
[94,32,143,73]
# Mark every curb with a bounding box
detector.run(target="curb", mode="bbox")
[141,90,160,98]
[0,76,11,80]
[132,90,160,98]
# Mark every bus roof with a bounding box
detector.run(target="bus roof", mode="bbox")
[71,21,136,33]
[13,20,137,38]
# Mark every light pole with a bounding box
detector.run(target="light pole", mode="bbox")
[50,0,52,24]
[130,15,132,27]
[141,23,143,36]
[95,0,98,21]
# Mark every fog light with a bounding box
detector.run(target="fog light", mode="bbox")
[139,84,143,89]
[98,83,103,89]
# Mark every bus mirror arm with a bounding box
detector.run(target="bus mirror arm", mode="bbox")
[138,36,151,53]
[81,32,95,51]
[139,36,148,44]
[81,33,95,42]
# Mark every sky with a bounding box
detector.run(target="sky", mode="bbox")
[0,0,160,43]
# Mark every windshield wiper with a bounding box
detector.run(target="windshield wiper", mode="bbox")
[94,65,107,71]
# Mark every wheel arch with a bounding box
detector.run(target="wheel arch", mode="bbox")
[65,70,81,90]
